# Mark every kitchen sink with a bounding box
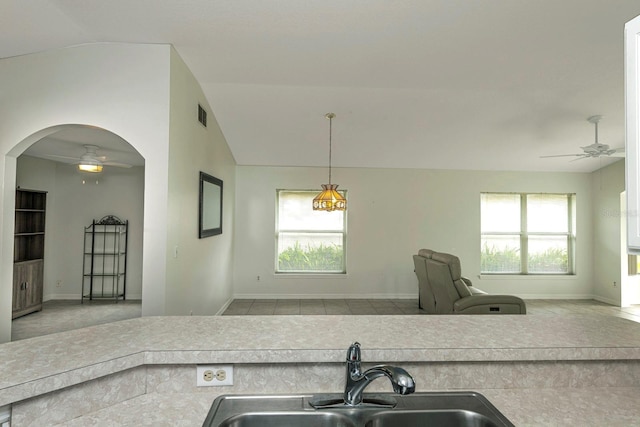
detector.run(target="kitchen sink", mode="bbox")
[365,409,502,427]
[217,411,357,427]
[202,392,514,427]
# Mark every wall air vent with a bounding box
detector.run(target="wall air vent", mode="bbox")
[198,104,207,127]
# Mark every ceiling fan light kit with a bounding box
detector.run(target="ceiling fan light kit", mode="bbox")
[78,163,103,173]
[77,145,104,173]
[583,115,615,155]
[313,113,347,212]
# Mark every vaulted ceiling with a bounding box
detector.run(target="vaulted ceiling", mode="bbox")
[3,1,640,172]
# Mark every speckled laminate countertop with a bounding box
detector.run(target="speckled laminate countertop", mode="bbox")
[55,388,640,427]
[3,314,640,416]
[3,314,640,404]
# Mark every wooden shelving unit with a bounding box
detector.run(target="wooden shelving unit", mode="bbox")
[13,188,47,319]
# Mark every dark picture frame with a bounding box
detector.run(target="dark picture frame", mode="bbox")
[199,172,223,238]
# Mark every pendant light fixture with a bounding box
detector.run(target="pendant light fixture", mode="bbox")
[313,113,347,211]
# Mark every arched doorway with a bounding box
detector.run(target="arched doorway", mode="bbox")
[9,124,145,340]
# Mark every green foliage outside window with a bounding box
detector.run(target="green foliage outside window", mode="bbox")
[528,247,568,272]
[480,243,520,272]
[481,243,568,273]
[278,241,343,271]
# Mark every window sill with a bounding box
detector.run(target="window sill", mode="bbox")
[478,274,576,280]
[274,273,348,279]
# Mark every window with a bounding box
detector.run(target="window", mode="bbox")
[480,193,575,274]
[276,190,347,273]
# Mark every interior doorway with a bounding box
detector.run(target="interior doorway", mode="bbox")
[10,124,145,340]
[621,191,640,307]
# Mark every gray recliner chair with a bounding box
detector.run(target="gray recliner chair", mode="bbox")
[413,249,526,314]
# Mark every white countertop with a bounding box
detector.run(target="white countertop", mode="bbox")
[3,313,640,421]
[53,388,640,427]
[4,314,640,406]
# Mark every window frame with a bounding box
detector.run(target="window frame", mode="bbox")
[480,192,576,275]
[275,189,347,274]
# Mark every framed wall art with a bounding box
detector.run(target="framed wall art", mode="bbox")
[199,171,223,238]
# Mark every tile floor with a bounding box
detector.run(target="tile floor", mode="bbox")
[11,299,141,341]
[11,298,640,342]
[222,298,640,322]
[222,299,422,315]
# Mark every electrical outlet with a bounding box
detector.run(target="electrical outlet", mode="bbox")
[197,365,233,386]
[56,280,62,288]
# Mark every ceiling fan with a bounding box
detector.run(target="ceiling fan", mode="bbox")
[50,145,133,172]
[541,115,625,161]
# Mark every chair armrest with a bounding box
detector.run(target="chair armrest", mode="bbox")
[468,286,487,295]
[461,277,486,294]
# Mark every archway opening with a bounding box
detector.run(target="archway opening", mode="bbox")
[9,124,145,340]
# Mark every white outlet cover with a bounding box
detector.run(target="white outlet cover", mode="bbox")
[196,365,233,386]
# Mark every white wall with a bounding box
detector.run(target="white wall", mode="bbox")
[0,43,171,343]
[234,166,594,299]
[163,49,236,315]
[16,155,145,300]
[592,160,626,304]
[0,44,238,341]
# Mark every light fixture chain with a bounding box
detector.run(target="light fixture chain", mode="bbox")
[328,114,332,185]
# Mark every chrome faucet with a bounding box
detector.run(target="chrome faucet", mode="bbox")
[343,342,416,406]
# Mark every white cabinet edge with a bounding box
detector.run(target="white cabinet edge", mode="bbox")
[626,15,640,253]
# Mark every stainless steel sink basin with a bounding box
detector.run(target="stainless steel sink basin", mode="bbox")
[365,409,502,427]
[218,411,357,427]
[202,392,514,427]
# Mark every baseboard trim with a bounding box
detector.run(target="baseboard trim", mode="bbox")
[232,293,419,300]
[44,293,142,301]
[44,294,81,300]
[515,293,596,300]
[593,295,621,306]
[215,297,234,315]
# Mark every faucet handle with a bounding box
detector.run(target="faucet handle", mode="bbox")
[346,342,361,361]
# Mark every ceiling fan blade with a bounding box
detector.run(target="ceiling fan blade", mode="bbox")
[103,161,133,168]
[540,154,584,158]
[569,156,590,162]
[41,153,79,161]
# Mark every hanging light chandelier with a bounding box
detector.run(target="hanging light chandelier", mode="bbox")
[313,112,347,211]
